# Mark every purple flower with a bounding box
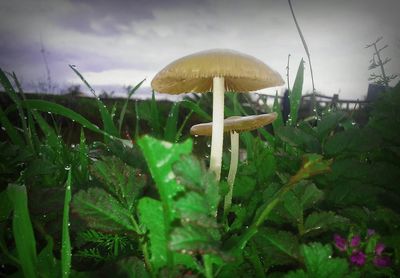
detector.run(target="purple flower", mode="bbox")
[350,235,361,247]
[375,243,385,256]
[334,234,347,251]
[350,250,366,266]
[367,229,375,237]
[373,256,391,267]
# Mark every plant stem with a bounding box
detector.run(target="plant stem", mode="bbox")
[209,77,225,181]
[224,131,239,214]
[288,0,317,118]
[203,254,213,278]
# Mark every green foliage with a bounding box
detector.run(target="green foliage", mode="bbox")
[72,187,139,233]
[61,169,72,278]
[288,59,304,126]
[7,184,38,277]
[285,243,352,278]
[171,155,222,256]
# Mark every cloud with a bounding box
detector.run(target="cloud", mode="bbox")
[0,0,399,99]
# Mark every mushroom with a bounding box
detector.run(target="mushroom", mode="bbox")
[190,113,277,213]
[152,49,283,180]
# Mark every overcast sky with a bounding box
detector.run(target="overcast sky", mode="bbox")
[0,0,399,99]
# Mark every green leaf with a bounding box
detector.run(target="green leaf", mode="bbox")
[316,111,347,140]
[137,197,167,271]
[116,257,150,278]
[138,197,197,272]
[37,236,60,278]
[272,91,284,130]
[137,136,192,220]
[285,243,349,278]
[283,191,302,222]
[118,78,145,133]
[69,65,119,137]
[91,157,145,212]
[304,212,348,235]
[150,90,161,136]
[324,128,380,156]
[23,99,112,138]
[0,190,12,222]
[164,102,180,142]
[169,225,220,254]
[299,183,324,210]
[72,187,137,233]
[276,126,320,153]
[7,184,37,278]
[288,59,304,126]
[180,100,212,121]
[253,228,299,268]
[61,169,72,278]
[0,105,24,146]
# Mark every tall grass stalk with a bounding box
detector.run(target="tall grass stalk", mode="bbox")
[288,0,317,119]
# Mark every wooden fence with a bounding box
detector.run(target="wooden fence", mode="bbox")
[252,92,370,112]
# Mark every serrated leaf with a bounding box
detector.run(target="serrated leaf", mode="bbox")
[91,157,145,211]
[295,243,349,278]
[299,183,324,210]
[137,197,167,271]
[276,126,320,153]
[175,192,217,228]
[316,111,347,140]
[254,228,299,268]
[283,191,302,221]
[169,225,220,254]
[304,212,348,235]
[137,197,196,272]
[138,136,192,219]
[72,187,137,233]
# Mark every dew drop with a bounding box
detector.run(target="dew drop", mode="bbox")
[65,165,71,170]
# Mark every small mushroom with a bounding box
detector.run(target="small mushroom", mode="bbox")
[190,113,277,213]
[152,49,283,180]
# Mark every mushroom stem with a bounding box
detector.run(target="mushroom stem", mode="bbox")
[224,131,239,213]
[209,76,225,181]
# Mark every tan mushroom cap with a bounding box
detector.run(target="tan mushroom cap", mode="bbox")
[190,112,277,136]
[151,49,284,94]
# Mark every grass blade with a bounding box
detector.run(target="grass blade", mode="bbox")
[7,184,37,278]
[69,65,119,137]
[180,100,211,121]
[150,90,161,136]
[22,99,113,138]
[0,69,30,146]
[0,106,24,146]
[61,168,72,278]
[118,78,145,133]
[289,59,304,126]
[164,102,180,142]
[272,91,284,131]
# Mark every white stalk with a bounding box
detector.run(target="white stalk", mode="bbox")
[224,131,239,213]
[209,76,225,181]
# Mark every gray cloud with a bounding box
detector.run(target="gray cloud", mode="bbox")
[0,0,399,98]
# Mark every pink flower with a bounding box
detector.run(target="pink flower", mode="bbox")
[350,250,366,266]
[333,234,347,251]
[375,243,385,256]
[367,229,375,237]
[373,256,391,267]
[350,235,360,247]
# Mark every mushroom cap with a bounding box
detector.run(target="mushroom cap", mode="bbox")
[190,112,277,136]
[151,49,284,94]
